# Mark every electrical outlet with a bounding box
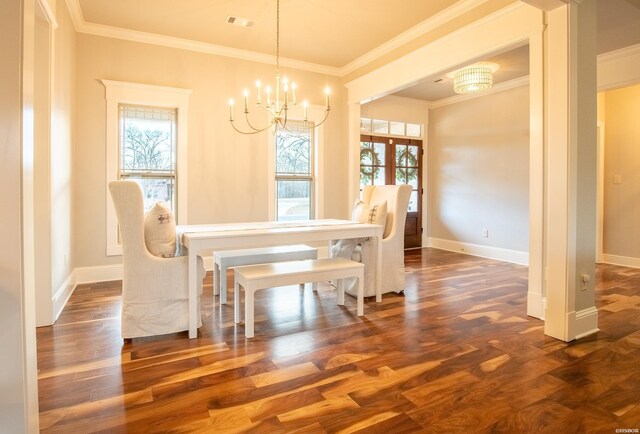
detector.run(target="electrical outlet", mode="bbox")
[580,273,590,291]
[613,175,622,184]
[482,228,489,238]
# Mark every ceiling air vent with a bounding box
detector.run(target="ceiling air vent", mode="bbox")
[226,16,255,28]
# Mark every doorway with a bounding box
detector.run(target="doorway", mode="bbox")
[360,134,423,248]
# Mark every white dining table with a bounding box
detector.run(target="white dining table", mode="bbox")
[178,219,383,338]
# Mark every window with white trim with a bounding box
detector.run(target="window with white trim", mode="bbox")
[119,105,177,215]
[275,121,314,221]
[103,80,191,256]
[360,117,422,138]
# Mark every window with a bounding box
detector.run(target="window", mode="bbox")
[119,105,177,215]
[103,80,191,256]
[360,138,386,187]
[275,122,314,221]
[360,117,422,138]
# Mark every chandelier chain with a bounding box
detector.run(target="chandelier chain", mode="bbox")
[276,0,280,74]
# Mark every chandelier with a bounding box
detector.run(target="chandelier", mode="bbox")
[450,62,499,94]
[228,0,330,134]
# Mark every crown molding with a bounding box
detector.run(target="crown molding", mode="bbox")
[340,0,491,76]
[376,94,434,108]
[597,43,640,64]
[85,21,342,76]
[429,75,530,108]
[60,0,640,84]
[38,0,58,29]
[64,0,83,31]
[63,0,492,78]
[63,0,341,76]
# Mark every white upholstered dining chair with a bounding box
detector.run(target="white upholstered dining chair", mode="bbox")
[109,180,204,339]
[331,184,412,297]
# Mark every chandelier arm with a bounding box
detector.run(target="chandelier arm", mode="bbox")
[281,107,288,130]
[310,108,331,129]
[244,111,271,132]
[229,119,274,135]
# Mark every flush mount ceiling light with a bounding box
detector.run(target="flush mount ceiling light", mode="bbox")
[448,62,500,94]
[227,0,330,134]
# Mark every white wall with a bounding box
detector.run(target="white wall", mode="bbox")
[602,84,640,263]
[361,96,429,128]
[73,33,348,269]
[428,85,530,257]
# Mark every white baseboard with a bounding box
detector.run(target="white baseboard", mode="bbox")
[601,253,640,269]
[572,306,599,340]
[427,237,529,265]
[52,272,76,322]
[74,264,123,284]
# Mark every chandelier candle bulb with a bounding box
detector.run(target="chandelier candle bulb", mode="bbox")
[256,81,261,104]
[275,74,280,111]
[228,99,234,121]
[325,86,330,109]
[284,83,289,108]
[243,89,249,112]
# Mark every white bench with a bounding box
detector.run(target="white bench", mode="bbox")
[234,257,365,338]
[213,244,318,304]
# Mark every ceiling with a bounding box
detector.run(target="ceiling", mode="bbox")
[76,0,461,68]
[74,0,640,101]
[393,0,640,102]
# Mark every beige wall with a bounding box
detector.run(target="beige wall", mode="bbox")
[34,4,53,325]
[428,85,530,252]
[74,34,348,268]
[33,0,76,326]
[603,84,640,259]
[51,0,75,287]
[361,96,429,127]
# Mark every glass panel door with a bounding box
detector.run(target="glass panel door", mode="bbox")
[359,135,423,248]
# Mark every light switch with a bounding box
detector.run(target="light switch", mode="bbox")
[613,175,622,184]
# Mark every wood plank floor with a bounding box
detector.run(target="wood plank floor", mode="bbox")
[37,248,640,433]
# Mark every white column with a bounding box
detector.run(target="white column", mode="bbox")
[544,0,598,341]
[347,102,361,208]
[528,28,545,320]
[0,0,40,430]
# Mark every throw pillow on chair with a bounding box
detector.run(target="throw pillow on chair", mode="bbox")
[144,202,177,258]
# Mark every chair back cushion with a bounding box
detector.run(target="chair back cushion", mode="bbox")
[109,180,147,258]
[362,185,412,239]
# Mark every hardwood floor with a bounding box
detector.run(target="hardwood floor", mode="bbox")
[37,248,640,433]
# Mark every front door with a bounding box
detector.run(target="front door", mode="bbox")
[360,135,423,248]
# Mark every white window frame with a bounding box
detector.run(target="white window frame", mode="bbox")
[360,117,423,139]
[103,80,191,256]
[268,104,324,220]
